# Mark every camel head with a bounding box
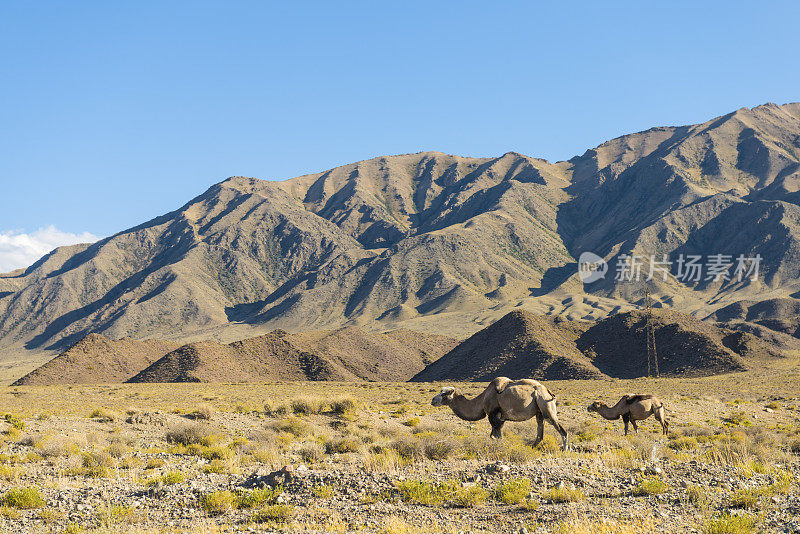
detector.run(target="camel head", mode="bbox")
[431,387,456,406]
[587,401,602,413]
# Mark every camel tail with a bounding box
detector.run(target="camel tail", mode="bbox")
[545,387,556,402]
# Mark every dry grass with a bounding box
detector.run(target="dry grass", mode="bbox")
[0,377,796,533]
[165,423,215,446]
[3,487,45,509]
[703,513,757,534]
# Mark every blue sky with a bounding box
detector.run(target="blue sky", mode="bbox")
[1,1,798,270]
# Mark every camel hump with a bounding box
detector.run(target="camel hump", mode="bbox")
[624,394,652,405]
[490,377,512,393]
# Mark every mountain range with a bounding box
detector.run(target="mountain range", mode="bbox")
[2,102,800,382]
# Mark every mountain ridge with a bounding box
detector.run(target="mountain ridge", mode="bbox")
[3,102,800,382]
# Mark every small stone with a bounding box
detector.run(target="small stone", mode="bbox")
[519,528,529,534]
[487,463,510,474]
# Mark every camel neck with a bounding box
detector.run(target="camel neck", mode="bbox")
[448,392,486,421]
[597,403,619,419]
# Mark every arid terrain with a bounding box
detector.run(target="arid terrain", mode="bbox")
[3,103,800,380]
[3,103,800,532]
[0,367,799,534]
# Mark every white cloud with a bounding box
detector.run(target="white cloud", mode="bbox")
[0,226,100,273]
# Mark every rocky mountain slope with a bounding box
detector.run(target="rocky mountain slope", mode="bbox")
[2,103,800,381]
[11,334,180,385]
[13,327,457,385]
[708,297,800,337]
[411,310,605,381]
[413,309,788,381]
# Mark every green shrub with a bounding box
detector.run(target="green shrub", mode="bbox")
[685,484,710,506]
[723,412,752,427]
[669,436,700,450]
[202,460,227,474]
[89,408,117,422]
[494,478,531,505]
[145,458,165,470]
[703,513,757,534]
[395,480,444,506]
[275,417,310,437]
[189,404,214,421]
[200,491,235,516]
[329,398,356,415]
[3,487,45,509]
[165,424,214,446]
[147,471,185,487]
[105,443,130,459]
[403,417,421,427]
[325,437,360,454]
[79,451,113,478]
[312,485,334,499]
[253,504,294,524]
[3,414,25,431]
[298,444,324,465]
[574,428,598,443]
[632,477,669,496]
[390,437,423,461]
[0,466,16,481]
[450,485,489,507]
[264,402,288,416]
[729,488,759,509]
[235,487,282,509]
[0,505,20,519]
[423,439,455,460]
[198,446,231,461]
[290,397,326,415]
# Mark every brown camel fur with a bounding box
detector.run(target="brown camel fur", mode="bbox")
[588,394,668,435]
[431,377,569,450]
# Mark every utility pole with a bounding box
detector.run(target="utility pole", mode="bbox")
[644,287,659,377]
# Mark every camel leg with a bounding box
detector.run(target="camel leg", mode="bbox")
[546,416,569,451]
[488,408,505,440]
[654,407,668,435]
[530,414,545,447]
[622,413,630,436]
[631,418,638,433]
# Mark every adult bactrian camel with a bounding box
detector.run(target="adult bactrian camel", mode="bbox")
[430,377,569,450]
[587,394,668,435]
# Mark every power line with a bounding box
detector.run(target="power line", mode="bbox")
[644,287,659,377]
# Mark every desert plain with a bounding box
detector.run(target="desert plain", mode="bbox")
[0,363,798,534]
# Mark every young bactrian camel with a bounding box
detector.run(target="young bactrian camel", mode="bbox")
[587,395,668,435]
[431,377,569,450]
